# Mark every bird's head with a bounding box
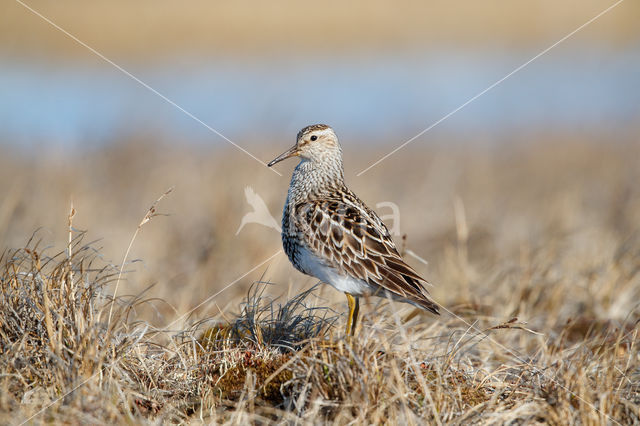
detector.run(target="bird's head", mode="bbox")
[268,124,342,167]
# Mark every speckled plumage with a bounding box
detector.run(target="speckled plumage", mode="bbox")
[268,125,439,333]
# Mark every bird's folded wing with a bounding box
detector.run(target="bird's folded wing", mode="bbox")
[294,198,439,314]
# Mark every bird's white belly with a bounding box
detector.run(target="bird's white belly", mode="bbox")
[297,247,371,295]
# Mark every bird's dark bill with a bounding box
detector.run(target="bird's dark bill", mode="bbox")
[268,145,299,167]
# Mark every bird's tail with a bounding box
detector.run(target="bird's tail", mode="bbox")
[412,295,440,315]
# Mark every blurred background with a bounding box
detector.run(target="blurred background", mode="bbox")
[1,0,639,328]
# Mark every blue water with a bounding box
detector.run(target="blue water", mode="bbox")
[0,47,638,148]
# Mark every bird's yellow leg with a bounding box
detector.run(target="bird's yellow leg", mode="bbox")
[351,295,360,336]
[345,293,360,336]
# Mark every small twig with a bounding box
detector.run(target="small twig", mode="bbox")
[107,186,174,329]
[67,201,76,299]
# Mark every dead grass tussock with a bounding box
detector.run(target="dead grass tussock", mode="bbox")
[0,233,123,421]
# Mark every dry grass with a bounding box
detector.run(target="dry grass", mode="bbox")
[2,0,638,60]
[0,136,639,424]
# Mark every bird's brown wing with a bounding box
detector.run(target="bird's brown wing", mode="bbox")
[293,196,439,314]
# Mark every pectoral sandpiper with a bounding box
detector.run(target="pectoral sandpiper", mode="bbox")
[268,124,439,335]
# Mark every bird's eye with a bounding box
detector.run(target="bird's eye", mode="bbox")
[310,135,318,141]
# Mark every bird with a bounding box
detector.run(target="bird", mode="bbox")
[236,186,282,235]
[268,124,439,336]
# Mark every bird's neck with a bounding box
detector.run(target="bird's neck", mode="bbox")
[288,159,345,202]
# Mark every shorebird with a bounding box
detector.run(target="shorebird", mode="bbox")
[268,124,439,336]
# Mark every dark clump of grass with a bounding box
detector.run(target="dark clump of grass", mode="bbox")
[190,283,336,414]
[206,282,337,351]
